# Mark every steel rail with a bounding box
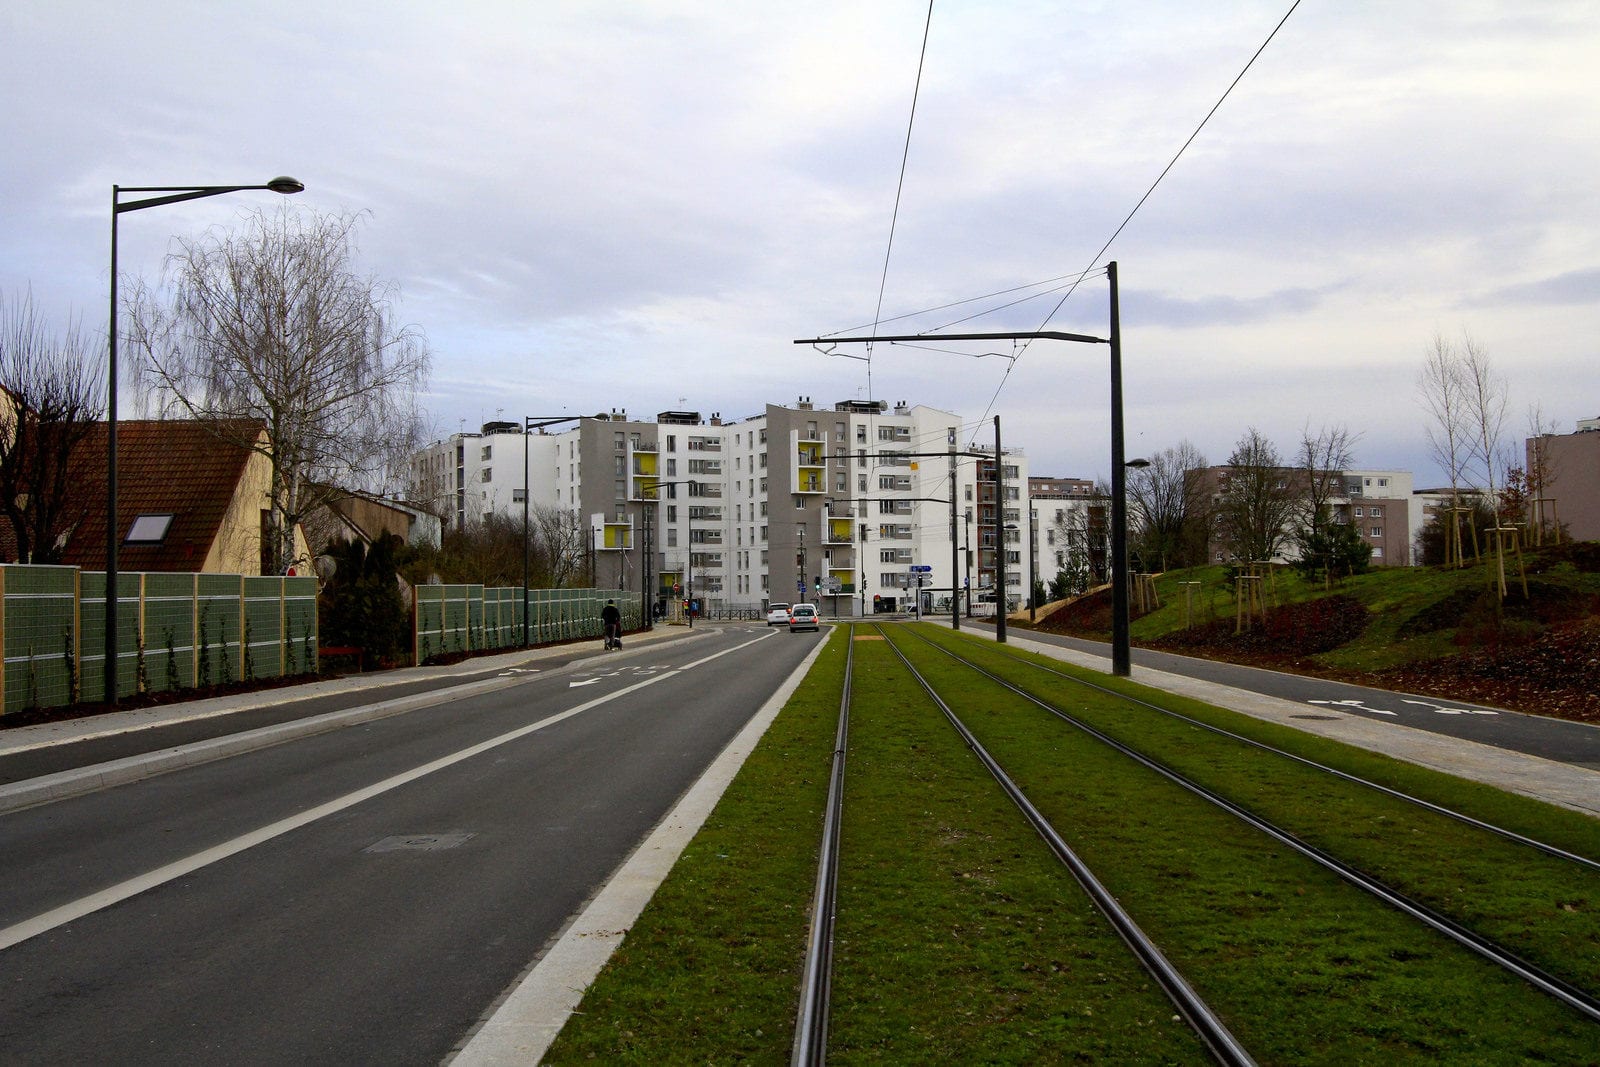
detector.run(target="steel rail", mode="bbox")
[907,629,1600,1025]
[876,626,1258,1066]
[791,626,854,1066]
[958,633,1600,874]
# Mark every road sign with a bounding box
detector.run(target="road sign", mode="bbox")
[910,565,932,573]
[825,576,842,593]
[797,580,805,593]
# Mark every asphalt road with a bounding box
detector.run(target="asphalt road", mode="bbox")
[0,624,822,1064]
[997,626,1600,770]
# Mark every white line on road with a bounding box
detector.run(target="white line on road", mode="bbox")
[1,669,687,953]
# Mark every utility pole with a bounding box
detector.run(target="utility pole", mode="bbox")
[993,416,1007,643]
[1108,262,1131,676]
[794,259,1135,676]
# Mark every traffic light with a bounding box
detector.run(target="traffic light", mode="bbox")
[813,575,821,592]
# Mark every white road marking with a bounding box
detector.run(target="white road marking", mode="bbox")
[1403,698,1497,716]
[0,670,679,953]
[1308,698,1397,716]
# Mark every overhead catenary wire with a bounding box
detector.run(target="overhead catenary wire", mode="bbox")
[863,0,936,403]
[957,0,1304,445]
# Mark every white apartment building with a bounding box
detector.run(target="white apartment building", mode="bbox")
[407,399,1031,617]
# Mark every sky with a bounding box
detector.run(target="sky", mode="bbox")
[3,1,1597,488]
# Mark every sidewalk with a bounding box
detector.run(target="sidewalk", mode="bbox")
[1002,631,1600,820]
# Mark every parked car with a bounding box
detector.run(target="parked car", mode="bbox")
[788,603,820,632]
[766,603,791,626]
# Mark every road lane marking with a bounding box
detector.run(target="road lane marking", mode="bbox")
[0,670,680,953]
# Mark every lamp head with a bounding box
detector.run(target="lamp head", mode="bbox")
[266,176,305,195]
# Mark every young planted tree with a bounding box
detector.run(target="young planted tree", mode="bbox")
[0,292,105,563]
[127,207,430,575]
[1215,428,1296,565]
[1418,332,1472,565]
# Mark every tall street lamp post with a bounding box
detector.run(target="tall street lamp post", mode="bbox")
[523,415,585,647]
[106,177,303,705]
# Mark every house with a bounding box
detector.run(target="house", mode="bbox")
[16,418,312,575]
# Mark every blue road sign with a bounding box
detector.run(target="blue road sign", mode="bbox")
[911,565,932,572]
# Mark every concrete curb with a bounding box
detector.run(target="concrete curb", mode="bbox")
[1001,632,1600,819]
[449,628,836,1064]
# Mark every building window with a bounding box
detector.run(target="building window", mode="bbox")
[1370,506,1383,517]
[512,488,525,503]
[480,468,492,483]
[1353,507,1363,517]
[1371,526,1383,537]
[1373,546,1384,558]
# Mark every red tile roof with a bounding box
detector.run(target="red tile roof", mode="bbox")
[48,419,265,572]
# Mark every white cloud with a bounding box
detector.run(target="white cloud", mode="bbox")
[3,1,1597,485]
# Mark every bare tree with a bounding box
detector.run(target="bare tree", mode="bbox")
[1418,332,1472,563]
[1289,423,1358,567]
[1458,332,1509,506]
[0,292,105,563]
[1126,440,1210,570]
[1215,427,1296,564]
[127,206,430,574]
[532,503,590,587]
[1524,402,1561,543]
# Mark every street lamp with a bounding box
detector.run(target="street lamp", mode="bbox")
[1112,456,1151,674]
[1029,506,1039,622]
[523,415,585,647]
[639,481,692,626]
[105,177,303,705]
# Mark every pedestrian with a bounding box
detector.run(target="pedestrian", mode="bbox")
[601,599,622,649]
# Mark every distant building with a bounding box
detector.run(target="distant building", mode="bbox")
[1527,416,1600,542]
[407,399,1031,616]
[1190,465,1416,566]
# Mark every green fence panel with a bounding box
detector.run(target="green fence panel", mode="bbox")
[1,565,79,715]
[284,577,319,676]
[141,573,196,696]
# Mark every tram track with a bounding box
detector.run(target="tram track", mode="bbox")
[792,624,1255,1065]
[895,623,1600,1027]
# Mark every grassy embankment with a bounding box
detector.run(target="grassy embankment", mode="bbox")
[1024,544,1600,719]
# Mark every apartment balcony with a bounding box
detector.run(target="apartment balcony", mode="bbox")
[632,450,659,476]
[825,517,854,544]
[687,437,721,452]
[687,505,723,522]
[795,470,824,494]
[690,552,723,569]
[689,531,724,546]
[597,518,633,551]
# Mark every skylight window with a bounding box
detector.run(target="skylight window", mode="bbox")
[124,513,174,545]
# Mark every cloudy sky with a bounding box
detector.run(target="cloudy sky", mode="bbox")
[3,1,1597,486]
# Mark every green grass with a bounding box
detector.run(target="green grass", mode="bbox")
[886,626,1600,1062]
[545,623,1600,1063]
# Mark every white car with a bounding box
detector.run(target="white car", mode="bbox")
[766,603,791,626]
[788,603,820,632]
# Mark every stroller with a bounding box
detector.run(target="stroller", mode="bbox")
[604,621,623,650]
